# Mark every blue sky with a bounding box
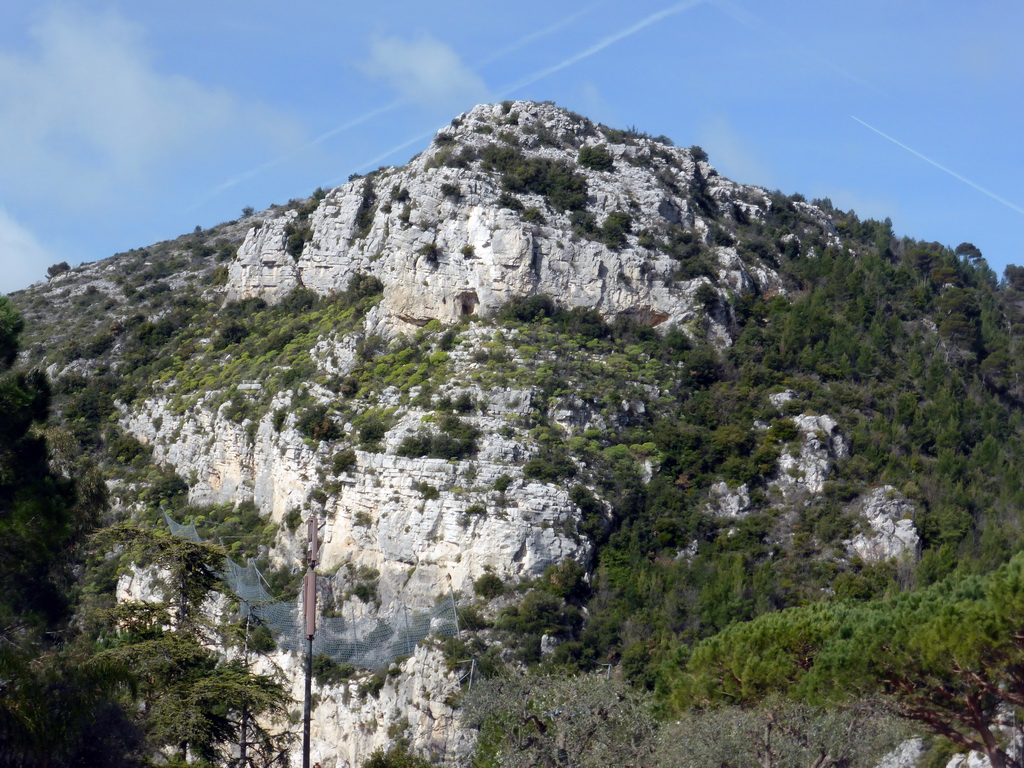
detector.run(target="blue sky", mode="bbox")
[1,0,1022,294]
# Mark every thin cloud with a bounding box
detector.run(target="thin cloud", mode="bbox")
[202,34,486,202]
[0,207,53,294]
[697,115,773,186]
[361,33,489,111]
[349,130,439,180]
[852,116,1024,216]
[475,3,605,68]
[194,99,405,208]
[0,7,299,210]
[348,1,709,174]
[203,4,610,200]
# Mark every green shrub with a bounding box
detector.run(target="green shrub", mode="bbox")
[522,206,545,224]
[497,191,523,211]
[453,393,476,412]
[330,448,357,474]
[357,671,387,699]
[396,415,479,461]
[272,408,287,432]
[479,144,588,212]
[354,179,378,238]
[578,144,614,171]
[598,211,632,248]
[363,744,433,768]
[248,623,276,653]
[413,482,440,500]
[284,221,311,258]
[524,447,577,482]
[541,559,587,600]
[296,405,343,442]
[312,654,355,686]
[356,411,391,449]
[420,243,440,265]
[46,261,71,279]
[766,418,799,444]
[474,572,505,598]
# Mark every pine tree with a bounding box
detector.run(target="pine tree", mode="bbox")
[98,525,291,765]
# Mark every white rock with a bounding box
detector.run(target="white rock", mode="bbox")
[875,738,926,768]
[771,413,848,497]
[946,752,993,768]
[846,486,920,563]
[222,101,799,345]
[707,481,751,518]
[768,390,795,408]
[540,633,562,656]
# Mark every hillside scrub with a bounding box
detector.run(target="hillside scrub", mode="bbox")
[9,103,1024,766]
[666,550,1024,768]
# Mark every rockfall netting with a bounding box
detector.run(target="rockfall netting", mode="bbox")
[164,512,460,669]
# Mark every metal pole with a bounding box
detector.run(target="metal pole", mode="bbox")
[240,612,250,768]
[404,605,413,657]
[446,574,460,637]
[302,515,318,768]
[303,635,313,768]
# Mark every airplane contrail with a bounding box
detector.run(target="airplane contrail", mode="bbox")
[340,131,438,184]
[198,5,607,207]
[353,0,708,173]
[476,3,605,68]
[497,0,706,97]
[711,0,885,97]
[852,116,1024,217]
[191,99,406,207]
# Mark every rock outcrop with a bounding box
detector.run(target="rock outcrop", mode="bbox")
[846,486,921,563]
[225,102,840,342]
[84,103,873,767]
[266,644,471,768]
[122,391,589,615]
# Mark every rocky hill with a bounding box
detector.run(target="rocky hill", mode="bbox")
[10,100,1024,767]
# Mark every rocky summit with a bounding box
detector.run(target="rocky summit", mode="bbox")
[8,101,1024,768]
[226,101,831,340]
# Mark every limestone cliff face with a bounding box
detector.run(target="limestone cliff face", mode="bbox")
[121,386,589,616]
[119,322,593,764]
[87,103,870,767]
[266,644,472,768]
[846,486,921,563]
[114,559,472,768]
[226,102,836,342]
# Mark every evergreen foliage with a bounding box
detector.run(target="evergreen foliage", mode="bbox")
[0,296,135,766]
[668,550,1024,768]
[479,143,588,212]
[95,526,291,764]
[656,696,905,768]
[12,109,1024,766]
[577,144,614,172]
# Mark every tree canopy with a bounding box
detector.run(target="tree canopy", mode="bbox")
[667,550,1024,768]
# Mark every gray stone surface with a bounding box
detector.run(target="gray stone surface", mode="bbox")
[224,102,843,344]
[846,486,921,563]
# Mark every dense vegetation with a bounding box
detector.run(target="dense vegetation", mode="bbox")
[8,104,1024,766]
[668,549,1024,768]
[0,295,139,765]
